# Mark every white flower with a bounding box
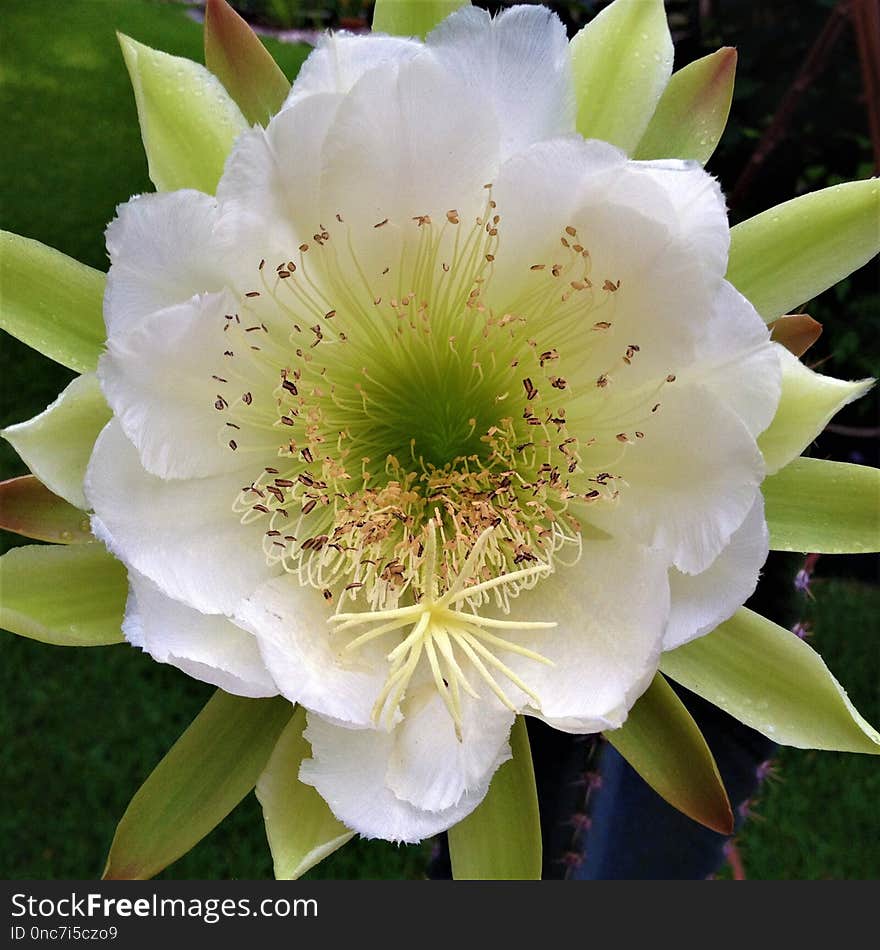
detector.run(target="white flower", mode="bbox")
[85,5,782,842]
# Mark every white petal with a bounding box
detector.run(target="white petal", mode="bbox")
[99,290,277,480]
[567,163,719,383]
[548,158,728,388]
[125,570,277,697]
[299,713,491,843]
[689,281,782,438]
[216,92,344,260]
[488,136,624,302]
[632,159,730,288]
[318,51,500,234]
[386,686,513,812]
[235,577,388,726]
[490,138,720,386]
[501,537,669,733]
[284,32,422,106]
[664,494,769,650]
[589,384,765,575]
[104,190,228,336]
[86,420,278,615]
[427,4,574,158]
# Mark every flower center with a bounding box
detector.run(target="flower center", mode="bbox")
[208,189,686,729]
[218,193,626,609]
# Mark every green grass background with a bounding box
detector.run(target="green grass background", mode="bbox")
[1,0,877,879]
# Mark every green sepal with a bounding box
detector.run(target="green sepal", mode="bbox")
[763,457,880,554]
[759,348,872,475]
[0,543,125,646]
[448,716,541,880]
[256,706,355,879]
[373,0,470,39]
[2,373,111,509]
[661,608,880,754]
[758,350,874,475]
[204,0,290,126]
[727,178,880,322]
[118,33,248,194]
[634,47,736,164]
[0,476,93,544]
[569,0,673,154]
[604,673,733,834]
[0,231,105,373]
[103,690,293,880]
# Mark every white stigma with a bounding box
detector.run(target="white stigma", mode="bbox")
[328,523,556,740]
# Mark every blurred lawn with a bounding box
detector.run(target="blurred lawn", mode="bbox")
[1,0,877,879]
